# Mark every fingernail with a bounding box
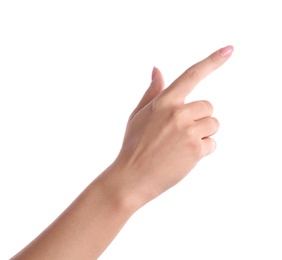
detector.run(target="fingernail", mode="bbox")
[219,45,234,57]
[152,66,157,81]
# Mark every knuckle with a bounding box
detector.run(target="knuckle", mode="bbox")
[172,108,184,119]
[185,126,196,139]
[209,53,220,64]
[183,66,201,82]
[170,108,185,129]
[196,143,205,158]
[200,100,213,114]
[189,139,204,158]
[152,96,166,111]
[185,126,204,158]
[210,117,220,131]
[185,125,199,142]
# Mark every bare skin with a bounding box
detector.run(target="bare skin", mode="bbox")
[11,45,234,260]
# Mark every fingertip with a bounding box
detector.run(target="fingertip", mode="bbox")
[219,45,234,57]
[151,67,165,89]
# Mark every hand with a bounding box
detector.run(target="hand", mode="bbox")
[110,46,234,208]
[10,46,233,260]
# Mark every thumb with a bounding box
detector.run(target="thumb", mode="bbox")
[130,67,165,120]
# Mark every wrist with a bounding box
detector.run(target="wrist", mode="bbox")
[94,161,149,215]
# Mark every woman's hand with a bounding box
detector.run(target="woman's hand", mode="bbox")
[11,46,233,260]
[111,45,234,208]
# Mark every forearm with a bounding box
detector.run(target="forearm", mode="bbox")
[11,164,139,260]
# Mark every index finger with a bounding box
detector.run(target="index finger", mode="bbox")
[163,45,234,104]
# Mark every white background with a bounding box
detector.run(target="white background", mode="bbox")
[1,1,282,259]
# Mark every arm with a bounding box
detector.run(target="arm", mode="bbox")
[11,45,233,260]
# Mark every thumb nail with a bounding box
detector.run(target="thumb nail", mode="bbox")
[151,66,157,81]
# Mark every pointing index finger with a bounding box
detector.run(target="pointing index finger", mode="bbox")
[164,45,234,103]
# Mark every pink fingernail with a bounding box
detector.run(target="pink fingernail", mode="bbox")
[152,66,157,81]
[219,45,234,57]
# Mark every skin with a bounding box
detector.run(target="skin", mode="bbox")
[11,45,234,260]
